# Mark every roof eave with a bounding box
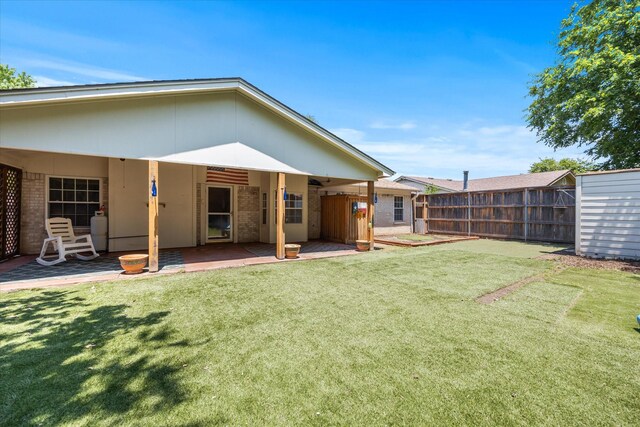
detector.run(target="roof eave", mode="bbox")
[547,170,575,186]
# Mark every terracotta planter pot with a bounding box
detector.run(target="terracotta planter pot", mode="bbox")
[118,254,149,274]
[356,240,371,251]
[284,244,301,259]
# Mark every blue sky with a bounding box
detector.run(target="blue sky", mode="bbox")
[0,0,586,179]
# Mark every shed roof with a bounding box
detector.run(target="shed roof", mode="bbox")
[577,168,640,176]
[398,170,575,192]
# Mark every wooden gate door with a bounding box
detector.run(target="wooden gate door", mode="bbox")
[0,164,22,261]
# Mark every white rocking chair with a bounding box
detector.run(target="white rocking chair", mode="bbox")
[36,217,99,266]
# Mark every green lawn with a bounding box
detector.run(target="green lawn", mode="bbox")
[1,240,639,426]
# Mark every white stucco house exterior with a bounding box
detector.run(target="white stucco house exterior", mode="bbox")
[0,79,393,261]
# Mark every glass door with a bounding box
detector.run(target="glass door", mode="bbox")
[207,186,232,242]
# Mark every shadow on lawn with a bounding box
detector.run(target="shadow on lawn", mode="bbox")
[0,290,189,425]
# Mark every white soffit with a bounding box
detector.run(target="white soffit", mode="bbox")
[143,142,309,175]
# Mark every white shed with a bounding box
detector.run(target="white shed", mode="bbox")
[575,169,640,260]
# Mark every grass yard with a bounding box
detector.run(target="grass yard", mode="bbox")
[1,240,639,426]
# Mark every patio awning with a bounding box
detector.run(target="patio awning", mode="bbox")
[143,141,309,175]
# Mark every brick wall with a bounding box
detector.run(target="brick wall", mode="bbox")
[308,186,321,239]
[19,173,109,255]
[20,172,46,254]
[375,194,410,228]
[237,186,260,243]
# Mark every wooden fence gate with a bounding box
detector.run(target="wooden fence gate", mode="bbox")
[423,186,575,243]
[0,163,22,261]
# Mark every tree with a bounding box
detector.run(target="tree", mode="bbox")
[0,64,35,89]
[526,0,640,170]
[423,184,440,194]
[529,157,596,174]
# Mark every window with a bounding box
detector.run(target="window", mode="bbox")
[394,196,404,222]
[48,177,101,227]
[274,192,303,224]
[262,193,267,225]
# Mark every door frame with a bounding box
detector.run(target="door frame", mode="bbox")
[205,184,234,243]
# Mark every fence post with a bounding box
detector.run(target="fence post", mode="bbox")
[467,191,471,236]
[524,188,528,241]
[423,195,428,234]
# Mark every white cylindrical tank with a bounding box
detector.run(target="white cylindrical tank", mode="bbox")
[90,213,108,252]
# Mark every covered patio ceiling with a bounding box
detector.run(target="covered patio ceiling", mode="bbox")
[143,141,309,175]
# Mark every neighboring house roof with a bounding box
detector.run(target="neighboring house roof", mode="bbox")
[0,78,394,177]
[324,179,417,194]
[397,170,575,192]
[398,176,462,192]
[364,179,417,191]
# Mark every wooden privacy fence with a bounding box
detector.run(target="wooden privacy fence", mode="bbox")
[321,194,368,244]
[420,186,575,243]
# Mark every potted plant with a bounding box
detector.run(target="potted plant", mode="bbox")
[118,254,149,274]
[284,244,301,259]
[356,240,371,251]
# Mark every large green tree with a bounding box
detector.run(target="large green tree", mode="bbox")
[526,0,640,170]
[0,64,35,89]
[529,157,596,173]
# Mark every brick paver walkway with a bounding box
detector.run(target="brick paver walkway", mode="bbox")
[0,241,364,291]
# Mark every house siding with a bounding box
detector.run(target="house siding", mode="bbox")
[374,194,411,235]
[576,170,640,260]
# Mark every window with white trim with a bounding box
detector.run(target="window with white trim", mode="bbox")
[47,177,101,227]
[394,196,404,222]
[274,192,303,224]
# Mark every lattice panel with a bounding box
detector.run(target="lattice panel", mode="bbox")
[0,164,22,261]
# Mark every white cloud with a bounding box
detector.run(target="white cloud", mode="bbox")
[370,120,417,130]
[0,19,124,53]
[33,75,77,87]
[22,58,147,82]
[331,123,587,179]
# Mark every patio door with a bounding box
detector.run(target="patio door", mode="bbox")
[207,185,233,242]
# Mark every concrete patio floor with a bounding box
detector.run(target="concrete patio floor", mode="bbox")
[0,241,368,291]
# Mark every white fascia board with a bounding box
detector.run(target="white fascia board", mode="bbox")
[0,79,241,106]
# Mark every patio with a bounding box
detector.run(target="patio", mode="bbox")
[0,241,365,291]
